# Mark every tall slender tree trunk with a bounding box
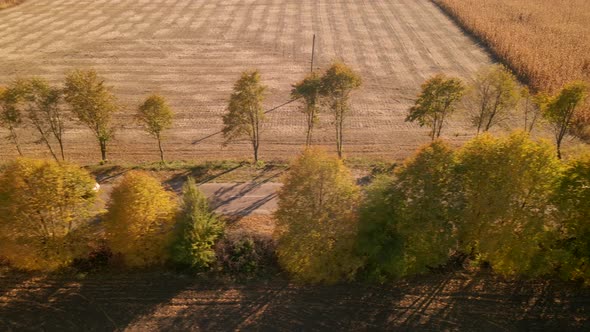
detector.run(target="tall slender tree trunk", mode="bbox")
[43,137,59,162]
[306,112,314,146]
[99,139,107,162]
[35,127,58,161]
[253,115,260,163]
[57,138,65,161]
[336,114,344,159]
[157,135,165,163]
[253,141,259,162]
[10,127,23,157]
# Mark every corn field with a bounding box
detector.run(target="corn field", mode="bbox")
[0,0,23,9]
[434,0,590,93]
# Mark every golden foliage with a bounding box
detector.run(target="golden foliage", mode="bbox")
[275,148,361,283]
[0,158,97,270]
[104,171,177,267]
[457,132,562,275]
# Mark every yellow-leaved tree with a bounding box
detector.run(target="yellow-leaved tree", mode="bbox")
[275,147,361,283]
[104,171,177,267]
[553,155,590,284]
[457,132,561,276]
[0,159,97,270]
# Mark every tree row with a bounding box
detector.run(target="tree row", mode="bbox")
[2,63,587,164]
[2,132,590,286]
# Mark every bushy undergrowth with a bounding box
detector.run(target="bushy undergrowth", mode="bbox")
[215,233,276,278]
[170,177,224,271]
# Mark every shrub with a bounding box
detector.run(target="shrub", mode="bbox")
[275,147,362,283]
[104,171,177,267]
[457,132,561,276]
[0,159,97,271]
[553,155,590,284]
[358,141,461,280]
[215,234,276,277]
[171,177,224,270]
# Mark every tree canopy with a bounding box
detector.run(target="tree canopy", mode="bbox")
[222,70,266,162]
[64,69,119,162]
[465,65,520,134]
[105,171,177,267]
[0,158,97,270]
[275,147,361,283]
[406,74,465,140]
[320,62,362,158]
[543,81,588,159]
[292,71,323,146]
[137,94,174,162]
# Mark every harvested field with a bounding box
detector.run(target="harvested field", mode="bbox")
[434,0,590,92]
[0,270,588,331]
[0,0,493,163]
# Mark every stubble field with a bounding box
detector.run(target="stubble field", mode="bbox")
[0,0,492,164]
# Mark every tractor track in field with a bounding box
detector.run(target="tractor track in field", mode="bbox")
[0,0,493,163]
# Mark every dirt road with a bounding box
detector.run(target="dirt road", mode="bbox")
[98,181,281,216]
[0,0,493,163]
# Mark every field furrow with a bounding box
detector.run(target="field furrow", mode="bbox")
[0,0,493,163]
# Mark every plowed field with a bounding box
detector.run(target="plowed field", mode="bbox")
[1,271,588,331]
[0,0,492,163]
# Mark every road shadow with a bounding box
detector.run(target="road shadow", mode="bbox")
[164,164,245,193]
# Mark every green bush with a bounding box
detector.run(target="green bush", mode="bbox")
[215,234,276,277]
[358,141,461,280]
[171,177,224,270]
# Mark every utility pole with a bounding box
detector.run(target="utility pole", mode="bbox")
[310,34,316,73]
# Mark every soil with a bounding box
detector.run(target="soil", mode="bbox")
[0,269,588,331]
[0,0,493,164]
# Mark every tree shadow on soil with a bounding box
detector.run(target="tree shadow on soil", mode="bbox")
[0,271,192,331]
[1,271,588,331]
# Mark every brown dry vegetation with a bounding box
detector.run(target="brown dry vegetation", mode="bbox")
[0,0,23,10]
[434,0,590,93]
[0,0,493,164]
